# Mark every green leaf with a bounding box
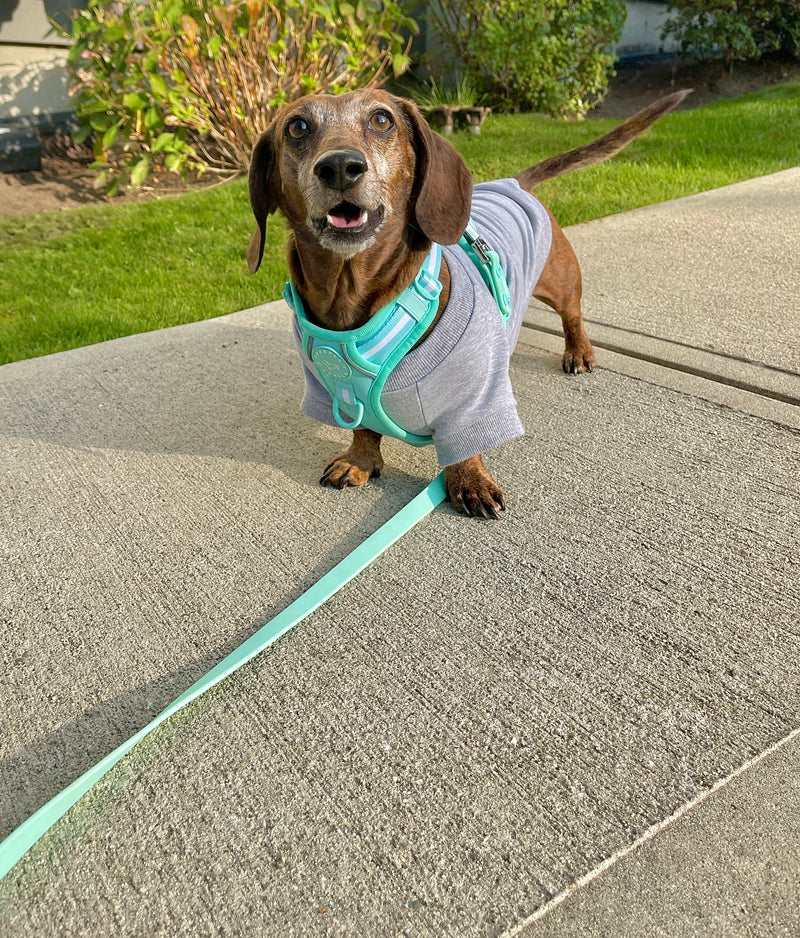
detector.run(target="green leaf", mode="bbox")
[149,73,168,99]
[151,131,176,153]
[89,114,110,132]
[103,25,127,42]
[102,124,120,148]
[123,92,149,110]
[164,152,183,172]
[142,49,161,72]
[144,106,164,130]
[130,157,151,187]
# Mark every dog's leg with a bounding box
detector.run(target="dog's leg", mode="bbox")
[534,213,597,375]
[321,429,384,488]
[445,455,506,520]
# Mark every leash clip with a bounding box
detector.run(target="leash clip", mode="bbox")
[459,220,512,325]
[470,235,492,265]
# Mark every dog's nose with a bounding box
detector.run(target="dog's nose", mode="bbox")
[313,150,368,191]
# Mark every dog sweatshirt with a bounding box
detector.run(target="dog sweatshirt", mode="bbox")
[292,177,553,466]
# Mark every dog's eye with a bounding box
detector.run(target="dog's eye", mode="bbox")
[287,118,310,140]
[369,110,394,133]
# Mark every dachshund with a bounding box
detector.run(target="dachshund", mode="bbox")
[247,88,690,518]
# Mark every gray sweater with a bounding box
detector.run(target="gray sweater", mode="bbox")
[293,178,553,465]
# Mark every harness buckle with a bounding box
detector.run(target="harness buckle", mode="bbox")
[416,265,443,302]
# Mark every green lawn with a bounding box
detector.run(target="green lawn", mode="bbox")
[1,81,798,365]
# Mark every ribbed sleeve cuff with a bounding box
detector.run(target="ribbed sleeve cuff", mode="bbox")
[434,407,524,466]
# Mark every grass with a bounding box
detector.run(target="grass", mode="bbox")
[1,80,798,365]
[0,184,289,364]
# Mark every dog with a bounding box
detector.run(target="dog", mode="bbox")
[247,88,690,518]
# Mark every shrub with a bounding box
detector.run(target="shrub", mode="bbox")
[661,1,800,70]
[57,0,416,192]
[425,0,626,118]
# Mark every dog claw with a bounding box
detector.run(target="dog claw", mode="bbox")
[321,467,351,489]
[455,493,505,520]
[445,456,507,520]
[562,353,596,375]
[479,501,503,520]
[487,501,504,520]
[320,457,381,489]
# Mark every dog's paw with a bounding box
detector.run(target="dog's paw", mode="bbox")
[320,430,384,489]
[321,455,382,489]
[562,343,597,375]
[445,456,506,520]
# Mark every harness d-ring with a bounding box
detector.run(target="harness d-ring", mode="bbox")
[332,397,364,429]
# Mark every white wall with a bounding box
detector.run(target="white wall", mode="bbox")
[0,0,74,120]
[0,45,70,119]
[617,1,681,58]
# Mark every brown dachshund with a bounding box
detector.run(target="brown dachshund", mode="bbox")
[247,88,689,517]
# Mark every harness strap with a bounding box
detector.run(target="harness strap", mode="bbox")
[285,243,443,444]
[287,219,512,442]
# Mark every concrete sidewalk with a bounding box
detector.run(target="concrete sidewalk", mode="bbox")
[1,171,798,937]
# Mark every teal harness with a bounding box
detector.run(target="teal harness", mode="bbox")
[284,220,511,444]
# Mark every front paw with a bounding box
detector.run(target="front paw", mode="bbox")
[445,456,506,520]
[562,341,597,375]
[320,430,384,489]
[321,455,382,489]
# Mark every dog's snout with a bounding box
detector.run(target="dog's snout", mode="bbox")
[313,150,368,191]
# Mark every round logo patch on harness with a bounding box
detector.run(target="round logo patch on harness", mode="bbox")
[312,347,352,380]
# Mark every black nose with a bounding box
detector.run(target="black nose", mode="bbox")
[313,150,368,190]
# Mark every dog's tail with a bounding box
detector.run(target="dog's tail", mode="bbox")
[515,89,692,190]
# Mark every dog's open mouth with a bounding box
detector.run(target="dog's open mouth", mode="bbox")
[327,202,370,230]
[314,202,385,252]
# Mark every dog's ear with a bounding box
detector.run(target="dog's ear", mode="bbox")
[401,100,473,245]
[247,126,280,274]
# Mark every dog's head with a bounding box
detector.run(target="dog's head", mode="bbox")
[246,90,473,273]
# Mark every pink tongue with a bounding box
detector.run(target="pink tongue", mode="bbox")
[328,208,367,229]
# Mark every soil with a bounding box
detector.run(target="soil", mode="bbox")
[2,53,799,218]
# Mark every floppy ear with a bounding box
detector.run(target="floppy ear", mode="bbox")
[247,126,280,274]
[401,99,473,245]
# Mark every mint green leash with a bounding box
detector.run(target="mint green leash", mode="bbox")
[0,472,447,881]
